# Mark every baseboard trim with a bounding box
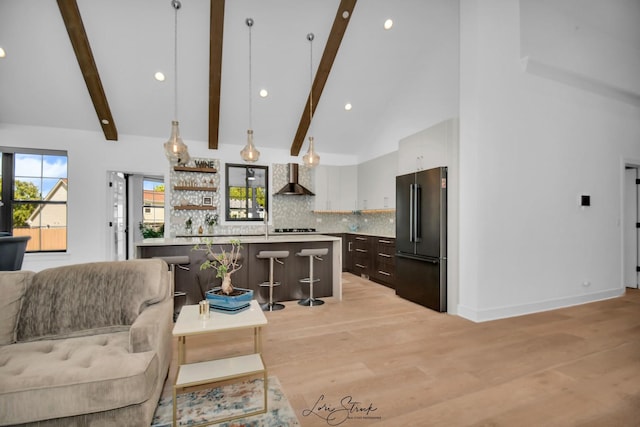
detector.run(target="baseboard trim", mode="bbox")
[457,288,625,323]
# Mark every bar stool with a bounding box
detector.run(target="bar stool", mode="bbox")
[296,248,328,306]
[256,250,289,311]
[153,255,190,321]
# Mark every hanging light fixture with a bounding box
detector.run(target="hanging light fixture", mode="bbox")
[303,32,320,168]
[163,0,190,166]
[240,18,260,163]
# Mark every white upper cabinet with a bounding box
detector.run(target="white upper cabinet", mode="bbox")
[312,118,458,212]
[397,118,458,175]
[313,165,358,211]
[357,152,397,210]
[313,165,330,211]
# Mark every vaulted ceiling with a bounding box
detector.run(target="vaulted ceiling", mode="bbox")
[0,0,459,162]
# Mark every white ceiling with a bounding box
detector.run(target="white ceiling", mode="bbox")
[0,0,459,162]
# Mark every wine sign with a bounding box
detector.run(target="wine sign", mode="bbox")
[194,160,216,169]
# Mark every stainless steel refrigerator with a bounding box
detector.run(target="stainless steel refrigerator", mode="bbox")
[395,166,447,312]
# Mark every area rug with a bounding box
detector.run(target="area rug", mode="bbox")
[151,376,300,427]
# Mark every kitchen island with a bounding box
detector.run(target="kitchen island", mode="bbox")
[136,234,342,306]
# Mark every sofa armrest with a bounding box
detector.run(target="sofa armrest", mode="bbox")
[129,298,173,377]
[130,298,172,353]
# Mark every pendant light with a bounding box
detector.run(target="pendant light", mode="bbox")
[303,33,320,168]
[240,18,260,163]
[163,0,190,166]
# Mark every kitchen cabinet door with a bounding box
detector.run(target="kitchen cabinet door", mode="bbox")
[338,166,357,211]
[397,118,458,175]
[314,165,357,212]
[357,152,397,210]
[313,165,330,211]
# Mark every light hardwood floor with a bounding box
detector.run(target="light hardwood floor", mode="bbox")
[164,273,640,426]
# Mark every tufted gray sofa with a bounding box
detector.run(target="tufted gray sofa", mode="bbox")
[0,259,173,426]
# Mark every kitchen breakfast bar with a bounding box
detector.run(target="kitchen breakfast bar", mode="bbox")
[136,234,342,306]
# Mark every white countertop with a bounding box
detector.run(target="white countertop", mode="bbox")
[136,233,342,247]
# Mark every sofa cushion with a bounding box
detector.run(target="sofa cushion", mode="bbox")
[16,259,168,342]
[0,271,34,345]
[0,331,159,425]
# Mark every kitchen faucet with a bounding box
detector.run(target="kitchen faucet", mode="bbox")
[264,210,269,239]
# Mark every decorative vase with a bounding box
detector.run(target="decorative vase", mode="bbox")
[207,225,214,234]
[205,286,254,313]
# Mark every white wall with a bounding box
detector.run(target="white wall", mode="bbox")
[0,123,355,271]
[458,0,640,321]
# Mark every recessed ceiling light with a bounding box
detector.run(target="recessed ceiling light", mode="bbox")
[0,47,6,58]
[259,89,268,98]
[154,72,165,82]
[384,19,393,30]
[344,103,352,111]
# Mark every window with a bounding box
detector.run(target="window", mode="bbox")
[0,147,68,252]
[141,178,165,238]
[225,164,268,222]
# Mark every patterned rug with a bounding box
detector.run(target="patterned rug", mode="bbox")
[151,376,300,427]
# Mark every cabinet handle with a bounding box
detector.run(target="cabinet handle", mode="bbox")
[355,237,367,241]
[378,270,391,276]
[378,253,391,258]
[379,239,393,244]
[356,249,367,253]
[355,264,366,269]
[348,242,352,252]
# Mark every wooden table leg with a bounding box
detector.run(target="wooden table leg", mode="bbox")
[254,327,262,353]
[178,336,186,365]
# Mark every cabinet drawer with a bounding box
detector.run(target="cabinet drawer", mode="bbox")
[376,238,395,256]
[352,237,369,252]
[353,262,369,275]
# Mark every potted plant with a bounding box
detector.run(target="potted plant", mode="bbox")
[204,212,218,234]
[185,217,193,235]
[194,239,253,311]
[138,222,164,238]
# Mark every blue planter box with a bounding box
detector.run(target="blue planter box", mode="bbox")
[205,287,254,313]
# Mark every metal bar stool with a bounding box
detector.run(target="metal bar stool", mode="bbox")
[257,250,289,311]
[153,255,190,321]
[296,248,328,306]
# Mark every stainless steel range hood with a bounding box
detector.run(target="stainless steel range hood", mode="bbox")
[274,163,314,196]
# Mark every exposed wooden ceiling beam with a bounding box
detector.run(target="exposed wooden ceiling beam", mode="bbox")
[57,0,117,141]
[208,0,225,150]
[290,0,357,156]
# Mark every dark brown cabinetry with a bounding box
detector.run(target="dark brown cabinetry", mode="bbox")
[248,241,332,304]
[344,234,396,289]
[371,237,396,288]
[138,241,332,305]
[351,235,372,278]
[137,242,248,305]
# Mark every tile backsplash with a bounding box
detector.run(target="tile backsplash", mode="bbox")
[169,161,395,238]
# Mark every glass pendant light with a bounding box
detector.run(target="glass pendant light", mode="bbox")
[240,18,260,163]
[163,0,190,165]
[303,33,320,168]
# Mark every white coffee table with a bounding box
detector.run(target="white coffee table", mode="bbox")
[173,300,267,364]
[172,300,268,426]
